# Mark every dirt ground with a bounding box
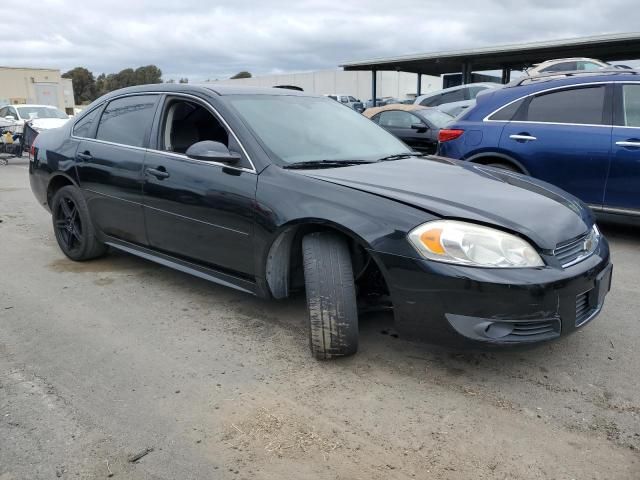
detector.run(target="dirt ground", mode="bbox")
[1,159,638,479]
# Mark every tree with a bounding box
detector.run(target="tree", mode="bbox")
[178,78,189,84]
[230,71,252,79]
[62,67,96,105]
[134,65,163,85]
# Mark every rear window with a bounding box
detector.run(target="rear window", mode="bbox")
[524,86,606,125]
[488,98,525,121]
[96,95,158,147]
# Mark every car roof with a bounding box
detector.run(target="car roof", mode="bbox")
[363,103,430,117]
[3,104,61,108]
[533,57,607,66]
[95,83,313,101]
[455,70,640,122]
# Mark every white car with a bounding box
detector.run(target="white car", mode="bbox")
[526,57,631,76]
[414,82,501,108]
[0,104,70,133]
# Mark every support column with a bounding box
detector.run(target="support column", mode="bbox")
[461,62,472,85]
[371,70,377,107]
[501,67,511,84]
[416,72,422,97]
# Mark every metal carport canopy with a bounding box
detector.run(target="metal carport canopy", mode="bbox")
[341,33,640,75]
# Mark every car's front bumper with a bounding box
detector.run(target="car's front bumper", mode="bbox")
[374,237,611,346]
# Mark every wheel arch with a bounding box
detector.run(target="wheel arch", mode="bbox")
[46,173,78,208]
[262,218,387,300]
[465,152,530,175]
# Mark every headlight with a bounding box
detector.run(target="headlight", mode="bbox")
[408,220,544,268]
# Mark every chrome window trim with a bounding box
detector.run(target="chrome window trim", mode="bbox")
[71,91,257,174]
[483,81,612,126]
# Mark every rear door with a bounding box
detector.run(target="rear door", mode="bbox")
[498,84,613,207]
[74,94,160,245]
[607,83,640,213]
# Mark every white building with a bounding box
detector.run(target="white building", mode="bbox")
[209,69,442,101]
[0,66,75,114]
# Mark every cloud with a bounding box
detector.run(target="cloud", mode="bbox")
[0,0,638,80]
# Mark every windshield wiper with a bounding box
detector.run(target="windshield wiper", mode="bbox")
[376,152,426,162]
[282,160,374,170]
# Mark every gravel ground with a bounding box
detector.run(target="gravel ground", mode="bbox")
[1,158,638,479]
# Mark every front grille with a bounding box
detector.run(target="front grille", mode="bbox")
[554,228,598,267]
[576,291,595,326]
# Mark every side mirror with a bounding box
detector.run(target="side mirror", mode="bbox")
[411,123,428,132]
[5,115,16,121]
[185,141,241,165]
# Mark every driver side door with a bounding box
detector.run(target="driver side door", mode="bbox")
[142,95,257,276]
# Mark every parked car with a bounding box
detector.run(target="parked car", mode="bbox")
[414,83,500,107]
[30,84,611,359]
[436,99,476,117]
[526,57,631,76]
[324,94,364,112]
[0,104,69,133]
[363,104,453,154]
[364,97,399,108]
[437,70,640,220]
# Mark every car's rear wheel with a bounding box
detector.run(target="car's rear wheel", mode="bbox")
[302,232,359,360]
[51,185,106,261]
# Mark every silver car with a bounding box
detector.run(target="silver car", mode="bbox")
[413,82,500,108]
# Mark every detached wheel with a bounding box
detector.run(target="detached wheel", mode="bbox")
[302,232,359,360]
[51,185,106,261]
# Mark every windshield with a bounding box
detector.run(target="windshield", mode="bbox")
[226,95,411,164]
[17,106,68,120]
[419,109,454,128]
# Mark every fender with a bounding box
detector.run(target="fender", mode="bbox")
[464,151,530,175]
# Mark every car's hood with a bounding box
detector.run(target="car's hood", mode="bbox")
[28,118,69,130]
[296,157,592,250]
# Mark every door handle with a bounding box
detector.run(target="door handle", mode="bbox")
[146,167,170,179]
[509,134,537,142]
[77,151,92,161]
[615,140,640,148]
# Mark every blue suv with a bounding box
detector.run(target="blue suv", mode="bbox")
[438,71,640,219]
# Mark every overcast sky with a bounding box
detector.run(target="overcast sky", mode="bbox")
[1,0,638,81]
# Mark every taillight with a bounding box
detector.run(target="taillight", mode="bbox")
[29,144,36,159]
[438,129,464,142]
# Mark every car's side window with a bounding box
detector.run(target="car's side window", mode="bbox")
[96,95,158,147]
[578,61,603,71]
[524,86,606,125]
[621,84,640,127]
[378,110,415,128]
[541,61,577,73]
[348,96,357,102]
[159,98,229,154]
[488,98,526,121]
[420,95,440,107]
[0,107,6,117]
[438,89,465,105]
[72,106,102,138]
[467,86,487,98]
[7,107,18,119]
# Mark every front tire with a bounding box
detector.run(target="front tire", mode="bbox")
[51,185,106,261]
[302,232,359,360]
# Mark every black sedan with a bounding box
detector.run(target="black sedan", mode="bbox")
[29,84,612,359]
[364,104,454,154]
